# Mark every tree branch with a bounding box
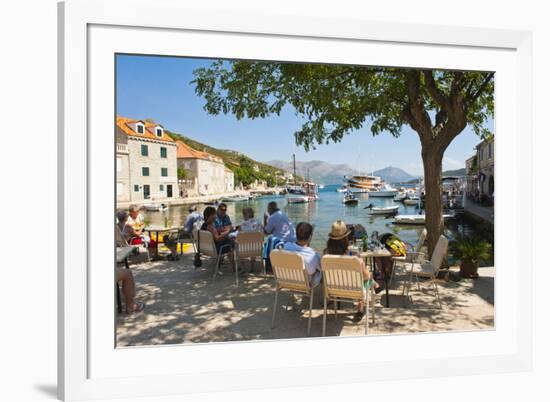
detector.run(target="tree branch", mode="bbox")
[405,71,432,140]
[466,72,495,106]
[422,70,451,111]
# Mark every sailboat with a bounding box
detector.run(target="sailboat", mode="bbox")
[286,154,318,204]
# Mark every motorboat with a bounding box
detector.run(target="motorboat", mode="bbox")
[368,205,400,215]
[287,195,313,204]
[403,198,419,206]
[221,195,249,202]
[342,192,359,205]
[368,184,398,198]
[336,186,348,193]
[143,203,169,212]
[393,191,407,202]
[393,213,454,225]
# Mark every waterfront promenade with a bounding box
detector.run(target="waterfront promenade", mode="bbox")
[116,188,282,209]
[117,252,494,346]
[464,198,494,224]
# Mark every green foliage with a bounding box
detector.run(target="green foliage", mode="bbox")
[450,236,492,263]
[177,167,187,180]
[192,61,494,151]
[166,130,283,188]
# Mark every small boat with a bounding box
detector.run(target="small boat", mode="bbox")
[221,195,249,202]
[403,197,419,205]
[393,191,407,202]
[143,203,169,212]
[368,205,400,215]
[336,186,348,193]
[318,184,325,190]
[393,213,454,225]
[368,184,398,198]
[287,195,312,204]
[343,193,359,205]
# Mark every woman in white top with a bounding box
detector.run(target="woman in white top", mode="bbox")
[238,207,263,233]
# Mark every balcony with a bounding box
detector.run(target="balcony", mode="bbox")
[116,143,128,154]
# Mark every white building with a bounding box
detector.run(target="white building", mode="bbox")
[116,116,178,202]
[176,141,235,196]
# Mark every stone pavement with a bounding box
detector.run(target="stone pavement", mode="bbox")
[116,253,494,346]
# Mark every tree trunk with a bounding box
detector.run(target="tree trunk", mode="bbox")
[422,149,444,256]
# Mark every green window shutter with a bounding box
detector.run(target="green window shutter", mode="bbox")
[142,167,149,176]
[141,144,148,156]
[134,185,139,192]
[160,147,167,158]
[160,185,164,191]
[161,168,168,177]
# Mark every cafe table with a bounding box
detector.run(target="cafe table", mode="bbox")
[143,225,182,259]
[349,246,393,307]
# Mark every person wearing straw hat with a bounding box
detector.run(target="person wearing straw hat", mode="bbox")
[324,220,377,322]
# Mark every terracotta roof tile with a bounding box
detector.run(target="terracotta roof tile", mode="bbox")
[116,116,175,143]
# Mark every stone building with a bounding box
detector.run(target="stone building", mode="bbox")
[116,116,178,202]
[465,137,495,199]
[116,126,131,202]
[476,137,495,196]
[176,141,235,196]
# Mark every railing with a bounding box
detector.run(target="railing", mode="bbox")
[116,143,128,154]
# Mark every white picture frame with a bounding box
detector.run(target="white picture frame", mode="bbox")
[58,0,533,400]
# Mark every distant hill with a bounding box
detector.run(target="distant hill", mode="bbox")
[372,166,417,184]
[265,160,359,185]
[442,168,466,176]
[265,160,417,185]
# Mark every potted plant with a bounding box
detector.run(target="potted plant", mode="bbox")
[450,236,492,279]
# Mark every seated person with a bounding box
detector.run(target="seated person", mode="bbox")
[184,205,202,233]
[126,204,155,249]
[264,201,296,243]
[214,203,233,236]
[283,222,321,286]
[162,205,203,261]
[324,220,377,323]
[116,268,145,314]
[116,210,133,243]
[238,207,263,233]
[199,207,232,253]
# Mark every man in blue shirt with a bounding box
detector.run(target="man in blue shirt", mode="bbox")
[283,222,321,286]
[264,201,296,243]
[214,203,232,236]
[183,205,202,233]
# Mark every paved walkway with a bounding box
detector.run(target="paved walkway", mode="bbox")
[464,199,494,224]
[116,253,495,346]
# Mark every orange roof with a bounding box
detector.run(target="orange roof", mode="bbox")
[176,140,223,163]
[116,116,175,143]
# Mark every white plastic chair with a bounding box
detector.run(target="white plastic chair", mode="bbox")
[391,228,427,286]
[401,235,449,308]
[197,230,232,279]
[321,255,375,336]
[234,231,265,285]
[270,250,319,336]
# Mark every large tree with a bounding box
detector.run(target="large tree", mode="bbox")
[192,61,494,254]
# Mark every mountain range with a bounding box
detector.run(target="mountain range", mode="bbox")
[264,160,417,184]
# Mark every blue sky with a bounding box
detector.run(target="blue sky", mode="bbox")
[116,55,492,176]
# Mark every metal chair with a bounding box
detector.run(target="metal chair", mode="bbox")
[270,250,319,336]
[401,235,449,309]
[321,255,375,336]
[391,228,427,287]
[234,231,265,285]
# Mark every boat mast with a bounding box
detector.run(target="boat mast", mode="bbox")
[293,153,297,187]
